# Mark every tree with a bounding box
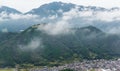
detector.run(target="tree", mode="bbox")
[60,68,75,71]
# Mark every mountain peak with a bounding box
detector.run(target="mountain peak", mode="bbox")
[0,6,21,14]
[26,1,108,17]
[47,1,74,5]
[26,2,75,16]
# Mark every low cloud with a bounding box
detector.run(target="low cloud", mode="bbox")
[48,15,58,20]
[107,27,120,35]
[18,38,43,50]
[1,28,8,33]
[56,7,120,34]
[37,21,73,35]
[62,7,120,22]
[1,6,120,34]
[0,12,41,32]
[0,12,39,21]
[37,7,120,35]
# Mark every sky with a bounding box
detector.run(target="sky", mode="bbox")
[1,0,120,13]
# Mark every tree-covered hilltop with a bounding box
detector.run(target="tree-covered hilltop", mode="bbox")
[0,24,120,67]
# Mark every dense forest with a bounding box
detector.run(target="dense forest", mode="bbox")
[0,24,120,67]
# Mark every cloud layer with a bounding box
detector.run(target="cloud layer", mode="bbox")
[1,7,120,34]
[0,12,39,21]
[37,21,73,35]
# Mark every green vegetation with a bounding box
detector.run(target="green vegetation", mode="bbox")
[0,25,119,67]
[0,68,15,71]
[60,69,75,71]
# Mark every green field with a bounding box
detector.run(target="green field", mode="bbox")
[0,68,15,71]
[0,68,28,71]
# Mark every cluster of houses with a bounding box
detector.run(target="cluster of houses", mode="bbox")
[29,59,120,71]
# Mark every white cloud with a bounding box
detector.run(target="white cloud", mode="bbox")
[1,6,120,34]
[19,38,43,50]
[58,9,63,13]
[0,12,39,21]
[107,27,120,34]
[78,11,93,17]
[10,14,39,20]
[94,11,120,22]
[62,7,120,22]
[37,7,120,35]
[38,21,73,35]
[62,7,79,20]
[48,15,58,20]
[1,28,8,33]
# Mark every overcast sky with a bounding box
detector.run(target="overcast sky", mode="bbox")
[1,0,120,13]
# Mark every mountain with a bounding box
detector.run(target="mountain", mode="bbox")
[0,6,21,14]
[0,2,119,33]
[1,2,120,67]
[26,2,107,17]
[0,24,119,67]
[0,6,32,33]
[0,32,17,43]
[26,2,75,17]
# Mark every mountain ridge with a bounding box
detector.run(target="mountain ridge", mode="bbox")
[0,6,21,14]
[1,2,120,33]
[1,2,120,15]
[0,24,119,67]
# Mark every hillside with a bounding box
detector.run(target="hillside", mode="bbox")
[0,24,120,67]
